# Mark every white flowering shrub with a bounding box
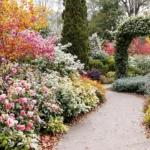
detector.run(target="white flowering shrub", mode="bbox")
[31,43,84,75]
[129,55,150,75]
[0,56,105,149]
[89,33,109,60]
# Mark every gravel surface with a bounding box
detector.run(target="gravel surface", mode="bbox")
[54,86,150,150]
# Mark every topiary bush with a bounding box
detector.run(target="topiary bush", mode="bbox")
[113,76,150,94]
[115,16,150,79]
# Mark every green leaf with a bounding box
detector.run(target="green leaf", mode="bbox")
[2,139,7,146]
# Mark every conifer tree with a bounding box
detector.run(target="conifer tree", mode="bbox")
[61,0,89,66]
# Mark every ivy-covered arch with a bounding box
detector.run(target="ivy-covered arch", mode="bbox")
[115,16,150,79]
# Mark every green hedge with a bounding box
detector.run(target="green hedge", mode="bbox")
[89,57,115,75]
[113,76,149,94]
[115,16,150,79]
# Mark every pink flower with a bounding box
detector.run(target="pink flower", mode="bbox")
[26,127,31,131]
[54,105,60,111]
[20,110,26,116]
[51,87,56,91]
[29,90,35,96]
[0,94,6,102]
[41,87,48,93]
[44,102,50,107]
[11,30,16,36]
[5,76,9,81]
[5,118,14,127]
[27,122,33,128]
[20,98,27,104]
[5,103,14,109]
[15,87,22,93]
[7,90,12,95]
[28,105,34,110]
[21,81,26,86]
[17,124,25,131]
[27,111,34,117]
[32,100,37,105]
[10,113,15,119]
[35,116,41,122]
[1,58,7,64]
[24,83,31,90]
[13,83,18,87]
[50,99,55,103]
[34,107,38,111]
[15,99,19,103]
[0,1,3,6]
[12,68,17,74]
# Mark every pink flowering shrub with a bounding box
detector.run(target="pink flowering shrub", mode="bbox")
[0,58,63,149]
[1,29,56,61]
[103,41,115,56]
[129,38,150,55]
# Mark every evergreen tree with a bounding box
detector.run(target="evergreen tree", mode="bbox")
[88,0,123,41]
[61,0,89,66]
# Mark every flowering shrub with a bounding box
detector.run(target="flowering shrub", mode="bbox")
[0,57,106,149]
[129,55,150,75]
[0,30,56,61]
[31,43,84,75]
[82,77,106,102]
[0,0,51,60]
[103,41,115,56]
[89,33,109,60]
[129,38,150,55]
[0,59,63,149]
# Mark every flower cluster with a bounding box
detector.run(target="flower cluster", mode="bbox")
[89,33,109,60]
[0,0,51,60]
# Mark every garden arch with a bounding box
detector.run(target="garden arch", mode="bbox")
[115,16,150,79]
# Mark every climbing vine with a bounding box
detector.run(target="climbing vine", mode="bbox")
[115,16,150,79]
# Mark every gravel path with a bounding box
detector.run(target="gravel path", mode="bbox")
[54,85,150,150]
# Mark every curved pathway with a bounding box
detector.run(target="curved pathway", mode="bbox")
[54,85,150,150]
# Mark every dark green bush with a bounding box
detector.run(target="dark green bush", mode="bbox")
[89,57,115,75]
[89,59,103,71]
[115,16,150,79]
[113,76,149,94]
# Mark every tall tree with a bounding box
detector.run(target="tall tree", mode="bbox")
[61,0,89,66]
[120,0,150,16]
[88,0,123,40]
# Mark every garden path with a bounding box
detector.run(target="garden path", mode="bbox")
[54,85,150,150]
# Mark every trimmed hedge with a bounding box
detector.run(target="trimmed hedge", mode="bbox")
[115,16,150,79]
[113,76,150,94]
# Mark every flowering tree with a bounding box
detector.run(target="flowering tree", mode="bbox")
[0,0,53,60]
[129,38,150,55]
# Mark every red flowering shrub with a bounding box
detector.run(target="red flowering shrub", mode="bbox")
[103,41,115,56]
[129,38,150,55]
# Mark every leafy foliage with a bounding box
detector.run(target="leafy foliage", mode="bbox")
[88,0,123,40]
[115,16,150,79]
[61,0,89,66]
[86,70,101,81]
[89,33,109,60]
[0,0,51,60]
[113,76,150,94]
